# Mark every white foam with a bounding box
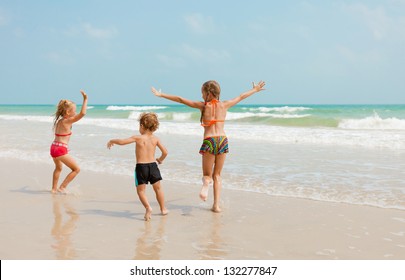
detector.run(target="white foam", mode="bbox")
[339,112,405,130]
[226,112,310,120]
[79,118,405,150]
[243,106,312,113]
[127,111,168,121]
[106,105,167,111]
[0,114,52,122]
[172,112,194,121]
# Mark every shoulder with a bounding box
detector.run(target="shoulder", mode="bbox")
[193,101,205,109]
[59,118,71,126]
[151,134,161,142]
[130,135,142,141]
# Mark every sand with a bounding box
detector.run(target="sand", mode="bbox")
[0,158,404,260]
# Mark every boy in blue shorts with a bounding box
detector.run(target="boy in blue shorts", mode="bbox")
[107,112,168,221]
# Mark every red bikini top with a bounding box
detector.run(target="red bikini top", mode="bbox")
[55,132,72,137]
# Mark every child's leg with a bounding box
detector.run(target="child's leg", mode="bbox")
[52,159,63,193]
[58,155,80,192]
[201,153,215,201]
[212,154,226,213]
[152,181,168,215]
[136,184,152,221]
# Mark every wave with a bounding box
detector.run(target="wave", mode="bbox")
[0,114,52,122]
[227,112,311,120]
[106,105,167,111]
[339,112,405,130]
[242,106,312,113]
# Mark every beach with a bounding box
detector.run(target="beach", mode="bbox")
[1,104,405,260]
[1,158,404,260]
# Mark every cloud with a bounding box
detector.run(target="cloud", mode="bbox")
[156,44,231,69]
[156,54,186,68]
[184,13,215,33]
[0,8,10,26]
[82,23,117,39]
[45,51,76,65]
[66,22,117,39]
[343,3,393,40]
[336,45,382,63]
[181,43,231,62]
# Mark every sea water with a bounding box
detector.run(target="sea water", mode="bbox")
[1,104,404,210]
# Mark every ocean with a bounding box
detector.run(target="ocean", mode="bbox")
[1,104,405,210]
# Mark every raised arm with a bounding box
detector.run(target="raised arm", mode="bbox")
[224,81,266,109]
[69,90,88,123]
[107,136,137,149]
[151,87,203,109]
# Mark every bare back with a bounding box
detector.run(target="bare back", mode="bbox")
[54,119,72,144]
[201,101,227,138]
[135,134,160,163]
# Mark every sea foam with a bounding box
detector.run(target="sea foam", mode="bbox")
[339,112,405,130]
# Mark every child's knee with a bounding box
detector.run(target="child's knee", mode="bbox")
[202,175,212,181]
[69,165,80,173]
[137,185,146,194]
[213,173,221,182]
[153,183,162,192]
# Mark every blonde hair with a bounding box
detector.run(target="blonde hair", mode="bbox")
[200,80,221,124]
[53,99,75,130]
[139,112,159,132]
[201,80,221,100]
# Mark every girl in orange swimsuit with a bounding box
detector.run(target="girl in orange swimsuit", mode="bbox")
[50,90,88,194]
[151,80,266,212]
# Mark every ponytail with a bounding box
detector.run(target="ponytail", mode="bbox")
[53,99,74,130]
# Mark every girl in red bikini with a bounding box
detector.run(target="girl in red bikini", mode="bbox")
[151,80,265,212]
[50,90,88,194]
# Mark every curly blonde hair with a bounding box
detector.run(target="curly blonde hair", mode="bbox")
[139,112,159,132]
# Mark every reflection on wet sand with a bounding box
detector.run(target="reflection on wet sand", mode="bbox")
[194,214,228,260]
[134,215,167,260]
[51,195,78,259]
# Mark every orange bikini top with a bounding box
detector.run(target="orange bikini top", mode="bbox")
[201,99,225,127]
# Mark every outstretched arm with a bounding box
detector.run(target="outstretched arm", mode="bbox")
[107,136,137,149]
[224,81,266,109]
[151,87,203,109]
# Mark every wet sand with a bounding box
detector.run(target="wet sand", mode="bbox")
[1,159,404,260]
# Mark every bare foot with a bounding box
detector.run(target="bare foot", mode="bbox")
[211,206,221,213]
[57,187,67,194]
[199,178,212,201]
[161,208,169,216]
[144,207,152,221]
[51,188,58,194]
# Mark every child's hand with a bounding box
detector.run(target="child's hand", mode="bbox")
[252,81,266,92]
[156,158,163,164]
[107,141,114,149]
[80,90,88,99]
[151,87,162,97]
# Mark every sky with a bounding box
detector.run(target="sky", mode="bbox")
[0,0,404,105]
